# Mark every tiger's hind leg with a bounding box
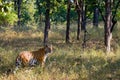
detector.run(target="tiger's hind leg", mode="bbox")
[29,58,38,67]
[15,56,22,69]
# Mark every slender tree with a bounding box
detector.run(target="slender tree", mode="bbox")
[98,0,120,52]
[74,0,82,40]
[81,0,86,31]
[17,0,22,26]
[66,0,71,43]
[74,0,87,48]
[105,0,120,53]
[80,0,87,48]
[105,0,112,53]
[82,4,87,49]
[44,0,50,45]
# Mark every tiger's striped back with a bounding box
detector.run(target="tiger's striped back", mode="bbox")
[32,48,46,65]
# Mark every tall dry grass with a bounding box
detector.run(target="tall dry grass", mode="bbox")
[0,22,120,80]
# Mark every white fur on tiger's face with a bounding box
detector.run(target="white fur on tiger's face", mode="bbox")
[15,45,53,68]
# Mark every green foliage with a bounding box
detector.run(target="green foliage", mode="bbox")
[0,1,17,26]
[0,12,17,26]
[20,0,35,25]
[0,0,120,26]
[117,11,120,20]
[21,9,31,25]
[51,4,67,23]
[34,0,46,23]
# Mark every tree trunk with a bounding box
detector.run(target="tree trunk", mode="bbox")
[74,0,82,40]
[44,0,50,45]
[81,0,86,30]
[66,0,71,43]
[77,12,81,40]
[17,0,22,27]
[82,5,87,49]
[93,6,99,27]
[105,0,112,53]
[14,0,17,11]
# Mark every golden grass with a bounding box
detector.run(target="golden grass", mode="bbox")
[0,23,120,80]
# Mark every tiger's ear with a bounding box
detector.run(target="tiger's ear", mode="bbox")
[45,44,48,48]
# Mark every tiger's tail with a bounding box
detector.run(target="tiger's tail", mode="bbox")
[15,56,22,68]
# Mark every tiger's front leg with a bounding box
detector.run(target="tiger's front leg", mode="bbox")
[41,61,46,67]
[42,55,47,67]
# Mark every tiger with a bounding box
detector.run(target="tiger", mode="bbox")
[15,45,53,68]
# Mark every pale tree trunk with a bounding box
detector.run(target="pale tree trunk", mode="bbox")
[105,0,112,53]
[99,0,119,53]
[106,33,112,53]
[106,0,120,53]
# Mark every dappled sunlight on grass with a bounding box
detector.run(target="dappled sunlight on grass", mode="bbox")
[0,23,120,80]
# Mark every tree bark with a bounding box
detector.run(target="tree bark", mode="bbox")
[77,12,81,40]
[44,0,50,45]
[74,0,82,40]
[93,6,99,27]
[105,0,112,53]
[81,0,86,30]
[82,5,87,49]
[66,0,71,43]
[17,0,22,27]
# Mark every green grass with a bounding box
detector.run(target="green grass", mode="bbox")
[0,23,120,80]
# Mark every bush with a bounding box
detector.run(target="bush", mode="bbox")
[0,12,17,26]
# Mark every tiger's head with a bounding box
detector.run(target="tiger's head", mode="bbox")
[44,45,53,54]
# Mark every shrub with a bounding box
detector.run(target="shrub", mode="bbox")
[0,12,17,26]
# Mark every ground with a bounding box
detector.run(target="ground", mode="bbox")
[0,23,120,80]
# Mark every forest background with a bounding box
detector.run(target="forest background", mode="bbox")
[0,0,120,80]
